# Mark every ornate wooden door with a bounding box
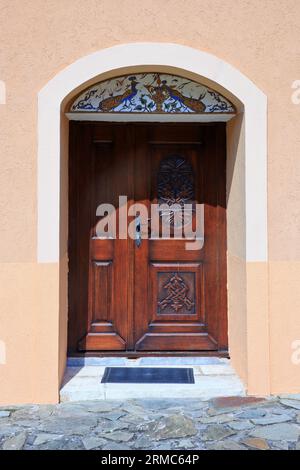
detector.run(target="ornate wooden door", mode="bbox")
[68,122,227,354]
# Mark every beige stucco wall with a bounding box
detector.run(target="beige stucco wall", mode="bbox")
[0,0,300,403]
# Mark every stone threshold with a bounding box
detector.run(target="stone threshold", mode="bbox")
[60,357,246,402]
[67,356,228,367]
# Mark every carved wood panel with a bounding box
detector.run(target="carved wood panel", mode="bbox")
[149,262,204,324]
[91,261,112,322]
[157,272,196,315]
[157,155,195,228]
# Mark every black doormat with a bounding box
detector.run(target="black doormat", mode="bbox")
[101,367,195,384]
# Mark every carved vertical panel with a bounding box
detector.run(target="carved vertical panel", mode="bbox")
[92,261,112,322]
[157,155,195,227]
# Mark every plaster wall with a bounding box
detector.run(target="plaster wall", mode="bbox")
[0,0,300,403]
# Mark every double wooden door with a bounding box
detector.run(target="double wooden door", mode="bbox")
[68,122,227,354]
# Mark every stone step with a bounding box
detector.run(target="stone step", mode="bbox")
[60,359,246,402]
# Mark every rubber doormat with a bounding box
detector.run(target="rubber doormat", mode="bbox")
[101,367,195,384]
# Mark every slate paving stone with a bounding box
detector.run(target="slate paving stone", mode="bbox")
[132,436,153,449]
[211,396,267,409]
[207,439,246,450]
[250,414,292,425]
[262,406,296,416]
[181,401,209,411]
[136,398,207,411]
[53,404,90,417]
[24,433,40,446]
[279,393,300,401]
[2,431,27,450]
[227,420,254,430]
[153,441,179,450]
[102,411,126,421]
[33,433,64,446]
[272,441,290,450]
[11,419,42,429]
[0,418,10,426]
[201,424,235,441]
[83,401,121,413]
[0,405,21,412]
[38,416,98,435]
[121,403,145,414]
[37,437,84,450]
[10,407,36,421]
[11,405,54,421]
[82,436,107,450]
[175,438,195,449]
[199,413,235,424]
[135,399,182,410]
[242,437,270,450]
[35,405,56,419]
[95,420,129,433]
[1,395,300,450]
[140,414,197,440]
[185,409,211,418]
[120,414,152,425]
[102,442,132,450]
[0,423,21,436]
[98,431,134,442]
[165,407,188,414]
[236,409,267,419]
[279,399,300,410]
[249,423,300,442]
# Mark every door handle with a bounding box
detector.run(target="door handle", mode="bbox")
[135,215,142,248]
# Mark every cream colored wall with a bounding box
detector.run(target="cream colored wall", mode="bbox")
[226,114,270,396]
[0,0,300,403]
[0,264,60,403]
[226,114,248,386]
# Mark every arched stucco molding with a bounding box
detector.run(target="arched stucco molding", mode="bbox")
[37,42,267,264]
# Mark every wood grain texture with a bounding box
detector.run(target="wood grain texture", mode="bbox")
[68,122,228,354]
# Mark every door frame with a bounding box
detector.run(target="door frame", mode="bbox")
[68,121,228,356]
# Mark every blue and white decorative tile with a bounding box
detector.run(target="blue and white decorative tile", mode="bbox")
[70,73,235,114]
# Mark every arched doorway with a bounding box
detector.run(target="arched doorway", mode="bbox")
[37,43,269,395]
[67,72,234,355]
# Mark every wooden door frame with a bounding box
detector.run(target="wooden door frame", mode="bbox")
[37,44,270,395]
[68,121,228,357]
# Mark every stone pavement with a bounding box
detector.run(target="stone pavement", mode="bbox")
[1,395,300,450]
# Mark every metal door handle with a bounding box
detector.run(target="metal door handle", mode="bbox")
[135,216,142,248]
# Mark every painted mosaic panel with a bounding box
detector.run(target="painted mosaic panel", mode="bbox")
[70,73,235,114]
